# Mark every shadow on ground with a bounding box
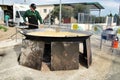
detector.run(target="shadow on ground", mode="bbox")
[13,44,22,63]
[79,53,88,68]
[23,77,33,80]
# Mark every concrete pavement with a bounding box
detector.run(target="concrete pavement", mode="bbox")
[0,35,120,80]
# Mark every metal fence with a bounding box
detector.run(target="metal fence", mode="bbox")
[78,13,95,24]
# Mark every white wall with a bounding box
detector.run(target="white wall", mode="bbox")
[36,5,54,20]
[0,7,4,24]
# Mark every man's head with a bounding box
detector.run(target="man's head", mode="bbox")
[30,3,36,11]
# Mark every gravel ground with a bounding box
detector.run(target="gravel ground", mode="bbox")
[105,49,120,80]
[0,27,22,41]
[0,31,120,80]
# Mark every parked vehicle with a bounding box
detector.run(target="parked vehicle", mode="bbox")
[0,4,29,27]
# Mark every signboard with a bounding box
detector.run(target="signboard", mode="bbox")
[71,23,85,31]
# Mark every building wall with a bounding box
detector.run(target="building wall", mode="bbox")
[71,17,77,23]
[0,7,4,24]
[36,5,54,20]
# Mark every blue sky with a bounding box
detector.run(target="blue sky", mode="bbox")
[0,0,120,16]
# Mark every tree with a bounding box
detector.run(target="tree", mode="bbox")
[114,14,120,25]
[51,6,73,20]
[95,16,106,23]
[73,4,90,20]
[108,13,113,17]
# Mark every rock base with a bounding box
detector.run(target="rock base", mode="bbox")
[19,39,45,70]
[51,42,79,70]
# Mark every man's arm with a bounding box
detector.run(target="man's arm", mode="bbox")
[36,11,43,24]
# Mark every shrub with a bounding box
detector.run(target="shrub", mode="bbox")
[0,25,7,32]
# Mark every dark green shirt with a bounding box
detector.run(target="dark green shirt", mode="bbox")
[23,9,43,24]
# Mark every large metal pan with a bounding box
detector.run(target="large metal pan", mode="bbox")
[20,28,92,42]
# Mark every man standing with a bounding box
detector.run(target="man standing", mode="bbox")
[23,3,43,29]
[4,13,10,27]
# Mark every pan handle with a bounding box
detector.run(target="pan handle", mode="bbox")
[19,30,27,35]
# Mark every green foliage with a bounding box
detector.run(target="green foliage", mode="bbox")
[117,28,120,34]
[62,7,73,18]
[51,4,90,22]
[108,13,113,17]
[51,7,59,19]
[73,4,90,19]
[94,17,106,23]
[114,14,120,25]
[0,25,8,32]
[51,6,73,20]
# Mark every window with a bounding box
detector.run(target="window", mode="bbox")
[19,11,25,17]
[43,9,47,13]
[16,11,20,18]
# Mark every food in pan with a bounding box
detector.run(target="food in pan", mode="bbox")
[27,31,87,37]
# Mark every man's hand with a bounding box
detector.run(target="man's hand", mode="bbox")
[39,24,44,28]
[25,22,29,25]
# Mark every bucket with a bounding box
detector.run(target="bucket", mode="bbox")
[112,40,119,48]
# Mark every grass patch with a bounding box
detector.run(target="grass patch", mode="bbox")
[0,25,8,32]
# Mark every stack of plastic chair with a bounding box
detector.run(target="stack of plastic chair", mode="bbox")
[113,26,120,39]
[100,28,117,49]
[112,26,120,51]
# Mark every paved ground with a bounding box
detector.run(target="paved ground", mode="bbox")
[105,49,120,80]
[0,34,120,80]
